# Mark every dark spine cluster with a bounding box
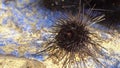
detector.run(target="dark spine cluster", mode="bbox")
[37,12,106,68]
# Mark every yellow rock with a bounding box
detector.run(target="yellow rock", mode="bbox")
[0,55,46,68]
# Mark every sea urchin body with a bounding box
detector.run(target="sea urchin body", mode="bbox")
[55,20,90,52]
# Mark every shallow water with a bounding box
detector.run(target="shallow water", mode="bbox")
[0,0,120,68]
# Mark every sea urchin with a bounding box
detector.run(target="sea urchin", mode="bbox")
[38,9,106,68]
